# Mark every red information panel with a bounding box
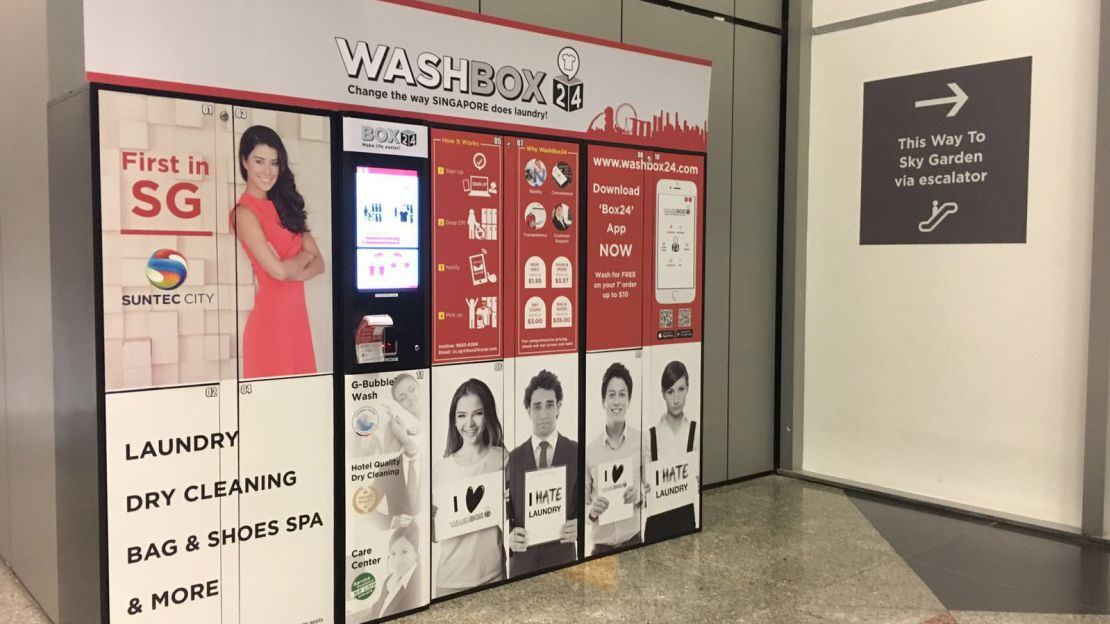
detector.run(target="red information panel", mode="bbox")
[431,129,505,363]
[509,137,580,356]
[643,152,705,345]
[586,145,646,351]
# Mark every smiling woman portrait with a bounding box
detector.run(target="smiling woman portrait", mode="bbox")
[432,378,506,598]
[233,125,324,378]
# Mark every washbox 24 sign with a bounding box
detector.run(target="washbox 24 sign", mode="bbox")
[336,38,586,113]
[363,125,419,148]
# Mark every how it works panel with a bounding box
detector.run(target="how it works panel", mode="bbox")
[430,130,505,365]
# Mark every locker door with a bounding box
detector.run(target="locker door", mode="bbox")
[581,143,649,557]
[236,376,334,623]
[344,369,431,622]
[502,136,582,578]
[229,105,335,624]
[99,90,236,622]
[583,350,644,556]
[99,91,231,392]
[428,128,509,601]
[429,361,507,599]
[105,386,224,622]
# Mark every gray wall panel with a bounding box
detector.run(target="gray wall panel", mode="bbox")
[49,90,99,624]
[0,174,7,564]
[623,1,734,484]
[673,0,735,16]
[735,0,782,28]
[0,0,60,618]
[727,27,779,478]
[419,0,480,12]
[1090,0,1110,538]
[46,0,84,99]
[675,0,785,28]
[482,0,621,41]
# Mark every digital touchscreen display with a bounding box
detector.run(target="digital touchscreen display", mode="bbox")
[355,167,420,290]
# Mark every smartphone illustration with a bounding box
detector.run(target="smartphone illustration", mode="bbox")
[655,179,697,304]
[469,252,489,285]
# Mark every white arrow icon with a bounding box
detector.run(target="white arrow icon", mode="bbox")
[914,82,968,117]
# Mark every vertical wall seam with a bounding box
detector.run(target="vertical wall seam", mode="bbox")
[0,188,8,560]
[1081,0,1110,538]
[724,0,735,477]
[793,0,812,471]
[780,0,811,471]
[771,0,787,471]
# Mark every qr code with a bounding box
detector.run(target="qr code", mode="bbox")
[659,309,674,328]
[678,308,692,328]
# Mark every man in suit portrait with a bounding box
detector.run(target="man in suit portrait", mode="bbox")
[506,369,580,578]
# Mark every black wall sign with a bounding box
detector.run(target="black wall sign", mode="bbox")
[860,57,1031,245]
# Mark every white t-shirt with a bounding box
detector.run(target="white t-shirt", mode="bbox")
[434,446,506,592]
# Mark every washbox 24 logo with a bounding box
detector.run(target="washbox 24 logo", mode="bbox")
[335,37,585,112]
[362,125,419,148]
[553,46,584,112]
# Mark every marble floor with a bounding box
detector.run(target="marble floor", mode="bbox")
[3,476,1109,622]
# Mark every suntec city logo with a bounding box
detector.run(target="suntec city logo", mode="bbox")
[146,249,188,290]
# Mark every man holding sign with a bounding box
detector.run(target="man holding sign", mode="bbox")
[585,362,645,555]
[506,370,580,578]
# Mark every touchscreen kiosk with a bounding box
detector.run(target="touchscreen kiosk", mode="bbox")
[355,167,421,292]
[340,119,431,373]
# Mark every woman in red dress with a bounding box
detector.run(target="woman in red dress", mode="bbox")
[233,125,324,378]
